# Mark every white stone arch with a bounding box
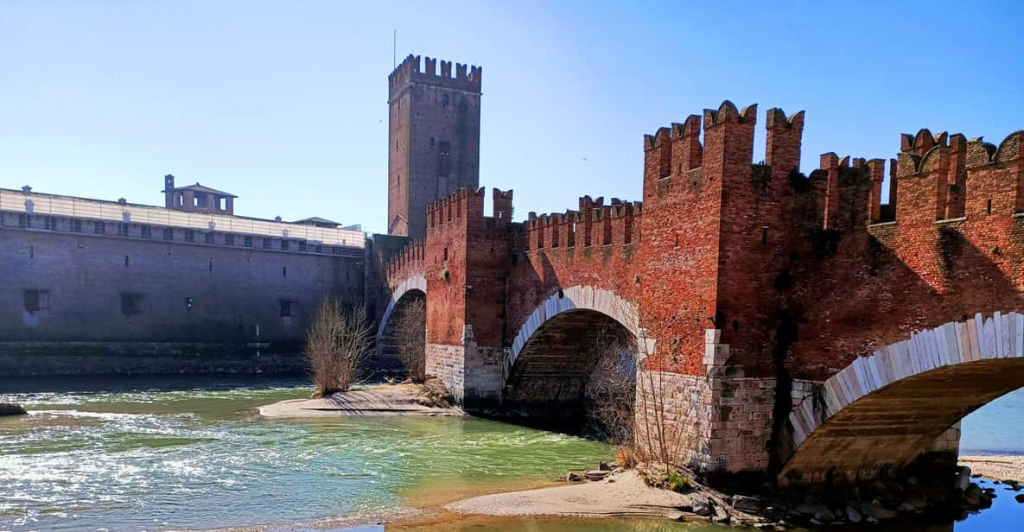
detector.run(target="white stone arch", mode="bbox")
[783,311,1024,481]
[375,275,427,344]
[503,285,652,383]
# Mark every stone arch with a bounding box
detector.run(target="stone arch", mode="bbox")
[504,285,643,381]
[781,312,1024,484]
[375,275,427,344]
[373,275,427,378]
[501,286,648,426]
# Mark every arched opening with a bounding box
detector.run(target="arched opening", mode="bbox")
[781,313,1024,484]
[503,309,637,436]
[373,290,426,381]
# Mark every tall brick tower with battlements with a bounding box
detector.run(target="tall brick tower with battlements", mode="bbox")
[387,54,482,239]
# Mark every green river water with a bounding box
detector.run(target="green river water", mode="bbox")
[0,375,1021,531]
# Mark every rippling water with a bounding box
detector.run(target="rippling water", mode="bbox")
[1,375,1021,531]
[0,375,614,530]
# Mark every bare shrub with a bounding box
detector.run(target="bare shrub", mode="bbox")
[394,298,426,382]
[586,326,637,446]
[306,300,371,397]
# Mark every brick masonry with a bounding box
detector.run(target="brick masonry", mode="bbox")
[377,100,1024,481]
[388,55,482,239]
[1,226,364,374]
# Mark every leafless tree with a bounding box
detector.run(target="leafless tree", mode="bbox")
[586,326,637,446]
[394,298,426,382]
[306,299,372,397]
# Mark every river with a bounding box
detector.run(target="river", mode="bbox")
[1,376,1021,531]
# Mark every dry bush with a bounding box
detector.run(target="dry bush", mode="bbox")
[306,300,372,397]
[586,326,638,446]
[394,298,426,382]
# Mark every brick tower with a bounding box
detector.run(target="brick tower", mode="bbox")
[387,55,482,239]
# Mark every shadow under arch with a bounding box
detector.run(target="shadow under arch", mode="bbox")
[503,301,639,432]
[781,312,1024,484]
[373,275,426,379]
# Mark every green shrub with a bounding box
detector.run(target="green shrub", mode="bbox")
[663,471,692,493]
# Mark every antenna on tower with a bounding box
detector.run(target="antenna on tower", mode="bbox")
[392,30,396,69]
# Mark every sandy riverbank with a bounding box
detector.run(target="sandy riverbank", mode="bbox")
[960,455,1024,482]
[445,470,700,519]
[257,383,461,418]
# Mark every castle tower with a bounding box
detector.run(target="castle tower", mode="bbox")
[387,55,482,239]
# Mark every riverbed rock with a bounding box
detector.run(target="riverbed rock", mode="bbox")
[1015,494,1024,504]
[691,501,714,517]
[731,495,762,513]
[0,403,27,416]
[845,506,862,523]
[869,499,898,520]
[955,467,972,492]
[584,470,611,481]
[566,472,583,482]
[598,461,611,471]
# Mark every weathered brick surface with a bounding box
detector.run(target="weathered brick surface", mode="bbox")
[1,228,363,349]
[388,55,482,239]
[378,101,1024,477]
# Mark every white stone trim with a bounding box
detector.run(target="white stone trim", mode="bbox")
[789,312,1024,449]
[503,285,644,382]
[375,275,427,343]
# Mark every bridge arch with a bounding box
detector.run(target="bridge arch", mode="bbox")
[782,312,1024,484]
[374,275,427,378]
[502,286,646,427]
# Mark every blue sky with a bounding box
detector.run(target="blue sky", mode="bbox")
[2,1,1022,233]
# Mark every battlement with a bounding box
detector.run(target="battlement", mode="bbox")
[893,127,1024,223]
[525,195,642,251]
[426,186,514,234]
[389,54,482,98]
[385,238,426,281]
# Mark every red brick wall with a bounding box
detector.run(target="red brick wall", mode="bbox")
[380,104,1024,389]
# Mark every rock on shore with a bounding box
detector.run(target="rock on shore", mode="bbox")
[0,403,27,416]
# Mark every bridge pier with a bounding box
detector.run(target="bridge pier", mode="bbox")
[426,325,504,411]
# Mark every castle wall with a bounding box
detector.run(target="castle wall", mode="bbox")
[1,226,364,375]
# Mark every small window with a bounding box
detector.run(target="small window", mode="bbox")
[442,93,449,107]
[430,137,435,147]
[184,229,195,243]
[163,227,174,241]
[263,238,272,250]
[244,235,254,248]
[23,289,50,312]
[443,247,449,261]
[18,214,30,229]
[298,240,307,252]
[140,225,152,239]
[281,240,289,251]
[70,219,82,233]
[225,234,235,246]
[204,233,214,244]
[94,221,105,235]
[118,223,130,237]
[280,300,296,317]
[44,216,57,230]
[120,293,144,315]
[332,246,343,255]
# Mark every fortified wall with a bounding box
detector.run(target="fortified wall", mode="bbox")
[378,101,1024,481]
[0,185,367,375]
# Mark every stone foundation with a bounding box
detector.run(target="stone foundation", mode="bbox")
[426,343,465,404]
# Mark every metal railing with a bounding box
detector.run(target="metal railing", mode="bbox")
[1,188,365,248]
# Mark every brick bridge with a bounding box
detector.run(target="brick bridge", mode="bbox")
[374,101,1024,483]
